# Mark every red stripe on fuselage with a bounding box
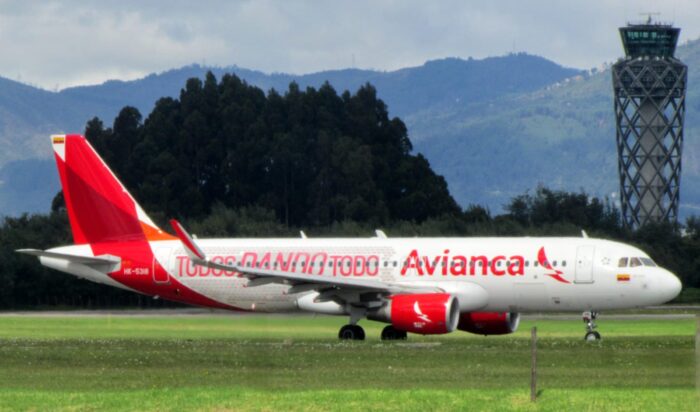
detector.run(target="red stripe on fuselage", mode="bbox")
[91,240,244,310]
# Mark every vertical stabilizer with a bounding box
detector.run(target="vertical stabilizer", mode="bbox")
[51,134,174,244]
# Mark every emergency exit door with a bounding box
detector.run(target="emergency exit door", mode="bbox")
[575,245,595,284]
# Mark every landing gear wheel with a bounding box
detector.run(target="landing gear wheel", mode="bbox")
[338,324,365,340]
[381,325,408,341]
[582,311,601,341]
[584,331,601,341]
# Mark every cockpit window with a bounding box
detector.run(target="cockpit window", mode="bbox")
[629,257,642,267]
[618,256,657,267]
[640,257,657,267]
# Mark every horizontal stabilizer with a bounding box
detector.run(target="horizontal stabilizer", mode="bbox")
[16,249,121,266]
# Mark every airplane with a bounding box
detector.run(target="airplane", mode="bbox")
[17,134,682,341]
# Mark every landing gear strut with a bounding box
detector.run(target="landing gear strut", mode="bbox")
[339,306,366,340]
[381,325,407,341]
[338,324,365,340]
[583,311,601,341]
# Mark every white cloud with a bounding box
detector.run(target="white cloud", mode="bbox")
[0,0,698,89]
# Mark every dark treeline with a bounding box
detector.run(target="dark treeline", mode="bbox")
[1,72,699,308]
[84,72,459,227]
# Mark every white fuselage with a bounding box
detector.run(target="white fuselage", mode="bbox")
[135,236,680,313]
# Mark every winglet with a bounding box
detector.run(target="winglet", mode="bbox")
[375,229,388,239]
[169,219,206,261]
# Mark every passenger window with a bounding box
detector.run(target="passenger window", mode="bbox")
[629,257,642,267]
[618,257,628,267]
[553,260,557,267]
[562,260,567,267]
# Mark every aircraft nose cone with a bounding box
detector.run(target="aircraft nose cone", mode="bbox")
[661,270,682,302]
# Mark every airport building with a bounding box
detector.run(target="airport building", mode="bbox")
[612,19,687,228]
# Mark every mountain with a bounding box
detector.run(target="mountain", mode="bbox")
[410,38,700,218]
[59,53,581,122]
[0,53,580,216]
[4,41,700,220]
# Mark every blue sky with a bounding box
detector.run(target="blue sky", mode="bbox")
[1,0,698,89]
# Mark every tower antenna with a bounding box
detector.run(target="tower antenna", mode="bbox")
[638,12,660,24]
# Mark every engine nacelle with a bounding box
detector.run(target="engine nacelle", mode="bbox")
[368,293,460,335]
[457,312,520,335]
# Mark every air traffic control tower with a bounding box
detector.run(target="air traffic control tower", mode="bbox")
[612,19,687,228]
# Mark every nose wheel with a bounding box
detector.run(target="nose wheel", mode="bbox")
[583,311,601,341]
[338,324,365,340]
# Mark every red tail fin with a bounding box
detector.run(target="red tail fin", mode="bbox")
[52,134,174,244]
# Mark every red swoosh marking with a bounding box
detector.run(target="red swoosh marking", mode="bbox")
[537,247,571,284]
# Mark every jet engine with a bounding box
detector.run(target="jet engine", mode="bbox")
[368,293,460,334]
[457,312,521,335]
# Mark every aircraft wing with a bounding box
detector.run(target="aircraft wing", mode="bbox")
[169,220,439,295]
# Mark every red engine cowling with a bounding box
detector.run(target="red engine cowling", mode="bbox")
[457,312,520,335]
[368,293,460,334]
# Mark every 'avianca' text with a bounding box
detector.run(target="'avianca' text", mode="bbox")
[400,249,525,276]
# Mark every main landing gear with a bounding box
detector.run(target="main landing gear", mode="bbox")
[338,307,408,341]
[583,311,601,341]
[381,325,407,341]
[338,324,409,341]
[339,307,366,340]
[338,324,365,340]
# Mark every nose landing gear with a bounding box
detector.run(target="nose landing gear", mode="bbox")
[583,311,601,341]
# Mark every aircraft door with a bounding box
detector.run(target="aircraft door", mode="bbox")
[575,245,595,284]
[152,247,172,284]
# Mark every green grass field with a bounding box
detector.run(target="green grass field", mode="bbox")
[0,314,697,411]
